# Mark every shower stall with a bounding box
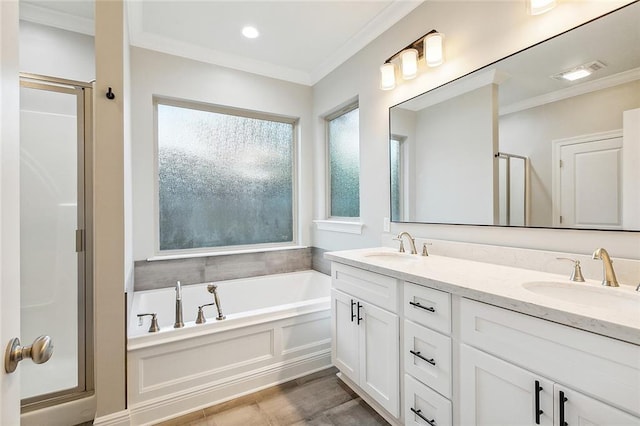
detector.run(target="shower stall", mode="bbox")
[496,152,530,227]
[19,73,94,415]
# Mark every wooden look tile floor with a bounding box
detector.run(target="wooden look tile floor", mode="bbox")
[155,367,390,426]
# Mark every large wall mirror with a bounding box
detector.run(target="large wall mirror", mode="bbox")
[390,2,639,231]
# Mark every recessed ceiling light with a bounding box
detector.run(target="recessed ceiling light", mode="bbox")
[242,26,259,39]
[551,61,606,82]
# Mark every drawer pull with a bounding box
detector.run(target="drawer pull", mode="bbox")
[534,380,543,424]
[357,302,363,325]
[350,299,356,322]
[409,301,435,312]
[409,349,436,366]
[410,407,436,426]
[559,391,568,426]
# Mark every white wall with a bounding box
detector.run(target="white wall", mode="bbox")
[414,84,497,224]
[131,47,314,261]
[311,0,639,259]
[19,20,94,81]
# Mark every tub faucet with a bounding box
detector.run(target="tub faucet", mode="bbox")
[395,231,418,254]
[174,280,185,328]
[207,283,226,320]
[592,248,619,287]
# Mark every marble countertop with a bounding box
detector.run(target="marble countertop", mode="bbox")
[325,247,640,346]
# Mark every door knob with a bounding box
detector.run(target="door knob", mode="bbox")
[4,335,54,373]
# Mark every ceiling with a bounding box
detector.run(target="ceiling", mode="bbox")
[20,0,423,85]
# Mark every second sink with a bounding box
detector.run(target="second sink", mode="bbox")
[522,281,639,311]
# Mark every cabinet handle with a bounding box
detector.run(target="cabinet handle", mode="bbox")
[350,299,356,322]
[409,301,435,312]
[410,407,437,426]
[357,302,363,325]
[534,380,544,424]
[559,390,568,426]
[409,349,436,366]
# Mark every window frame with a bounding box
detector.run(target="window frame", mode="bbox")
[153,96,299,256]
[325,101,360,220]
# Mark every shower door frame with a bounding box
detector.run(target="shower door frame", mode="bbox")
[19,73,94,412]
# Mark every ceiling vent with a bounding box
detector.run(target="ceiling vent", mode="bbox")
[552,60,607,82]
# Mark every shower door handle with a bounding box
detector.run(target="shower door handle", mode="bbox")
[4,335,54,373]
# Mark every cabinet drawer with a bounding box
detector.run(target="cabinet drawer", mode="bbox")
[332,263,398,312]
[404,282,451,334]
[405,374,452,426]
[404,320,452,398]
[461,298,640,416]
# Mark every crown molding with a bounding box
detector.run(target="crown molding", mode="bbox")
[500,67,640,116]
[20,2,94,36]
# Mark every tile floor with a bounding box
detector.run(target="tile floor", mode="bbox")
[155,367,390,426]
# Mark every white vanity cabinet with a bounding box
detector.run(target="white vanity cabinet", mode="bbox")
[403,282,453,426]
[460,298,640,425]
[330,263,400,418]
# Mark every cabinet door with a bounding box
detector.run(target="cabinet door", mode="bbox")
[359,299,400,417]
[461,345,553,426]
[555,385,640,426]
[331,289,359,383]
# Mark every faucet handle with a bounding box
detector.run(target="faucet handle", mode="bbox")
[137,313,160,332]
[393,237,405,253]
[556,258,585,282]
[196,302,216,324]
[422,242,432,257]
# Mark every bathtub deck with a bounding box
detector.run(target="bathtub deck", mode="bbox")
[155,367,389,426]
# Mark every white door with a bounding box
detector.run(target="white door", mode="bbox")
[555,385,640,426]
[331,289,359,383]
[359,299,399,417]
[554,132,623,229]
[1,0,22,424]
[460,345,553,426]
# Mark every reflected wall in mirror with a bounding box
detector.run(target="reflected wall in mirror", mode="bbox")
[390,2,640,231]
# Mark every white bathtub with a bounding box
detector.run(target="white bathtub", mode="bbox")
[127,270,331,425]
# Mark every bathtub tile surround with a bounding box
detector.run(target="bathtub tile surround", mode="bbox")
[311,247,332,275]
[134,248,312,291]
[381,235,640,288]
[156,367,389,426]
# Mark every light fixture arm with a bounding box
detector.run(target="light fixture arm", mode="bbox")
[383,29,439,64]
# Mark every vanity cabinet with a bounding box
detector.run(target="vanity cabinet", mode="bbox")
[460,298,640,425]
[403,282,453,426]
[330,264,400,417]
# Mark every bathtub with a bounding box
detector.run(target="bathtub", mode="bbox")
[127,270,331,425]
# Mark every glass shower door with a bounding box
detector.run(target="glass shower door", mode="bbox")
[19,75,93,409]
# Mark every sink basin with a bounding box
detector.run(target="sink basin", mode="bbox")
[522,281,640,311]
[363,251,422,262]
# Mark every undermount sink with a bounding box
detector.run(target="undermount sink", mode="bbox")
[363,251,422,262]
[522,281,640,311]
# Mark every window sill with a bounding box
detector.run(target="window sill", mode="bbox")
[147,245,308,262]
[313,220,364,235]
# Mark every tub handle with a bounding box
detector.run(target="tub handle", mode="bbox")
[137,313,160,333]
[196,303,216,324]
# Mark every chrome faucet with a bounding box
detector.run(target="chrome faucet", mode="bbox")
[395,231,418,254]
[592,248,619,287]
[174,280,185,328]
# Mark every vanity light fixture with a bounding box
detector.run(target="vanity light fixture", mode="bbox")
[380,29,445,91]
[527,0,557,15]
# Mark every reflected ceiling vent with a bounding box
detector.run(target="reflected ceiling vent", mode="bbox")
[551,60,607,82]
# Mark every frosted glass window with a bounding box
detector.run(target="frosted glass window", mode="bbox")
[390,138,402,221]
[157,102,295,251]
[328,105,360,217]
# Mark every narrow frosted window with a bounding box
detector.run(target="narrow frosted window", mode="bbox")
[328,106,360,217]
[390,138,401,221]
[157,102,294,251]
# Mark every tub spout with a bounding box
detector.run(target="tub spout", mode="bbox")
[207,283,226,320]
[174,281,185,328]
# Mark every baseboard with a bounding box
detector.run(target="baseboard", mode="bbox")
[93,409,131,426]
[129,350,331,426]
